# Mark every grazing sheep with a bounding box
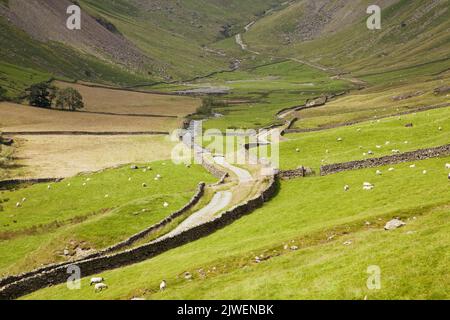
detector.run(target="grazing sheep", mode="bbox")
[160,280,167,291]
[163,202,169,208]
[16,202,21,208]
[445,163,450,169]
[438,127,443,131]
[363,182,374,190]
[142,183,147,188]
[156,174,162,179]
[95,283,108,292]
[404,141,409,144]
[67,183,71,187]
[47,185,51,190]
[392,149,400,154]
[22,198,26,202]
[376,170,382,175]
[367,150,374,155]
[422,170,427,175]
[90,277,104,286]
[130,165,138,170]
[448,173,450,180]
[105,194,109,198]
[388,167,395,172]
[344,185,350,192]
[376,145,381,149]
[337,137,343,142]
[290,246,299,251]
[410,164,416,168]
[295,148,300,152]
[385,141,390,145]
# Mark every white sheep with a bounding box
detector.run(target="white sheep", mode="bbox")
[376,170,382,175]
[445,163,450,169]
[47,185,51,190]
[367,150,374,155]
[404,141,409,144]
[163,202,169,208]
[22,198,26,202]
[337,137,343,142]
[392,149,400,154]
[423,170,427,175]
[156,174,162,179]
[388,167,395,172]
[95,283,108,292]
[295,148,300,152]
[363,182,374,190]
[410,164,416,168]
[90,277,104,286]
[438,127,443,131]
[344,185,350,192]
[160,280,167,291]
[16,202,21,208]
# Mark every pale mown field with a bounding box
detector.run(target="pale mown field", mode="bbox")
[55,81,200,116]
[8,135,176,179]
[0,102,181,133]
[0,83,195,178]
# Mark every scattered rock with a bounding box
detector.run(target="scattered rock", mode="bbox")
[384,219,406,231]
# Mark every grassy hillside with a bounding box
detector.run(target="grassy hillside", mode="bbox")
[268,105,450,171]
[24,155,450,300]
[244,0,450,83]
[0,161,215,276]
[0,0,288,98]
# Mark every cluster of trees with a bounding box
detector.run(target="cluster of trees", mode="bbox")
[25,82,84,111]
[196,96,228,116]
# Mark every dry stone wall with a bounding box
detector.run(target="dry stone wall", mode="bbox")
[0,176,277,300]
[321,144,450,175]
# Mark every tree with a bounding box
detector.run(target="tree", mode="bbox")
[26,82,56,108]
[55,87,84,111]
[0,86,6,101]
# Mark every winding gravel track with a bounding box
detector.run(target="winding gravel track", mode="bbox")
[158,191,233,240]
